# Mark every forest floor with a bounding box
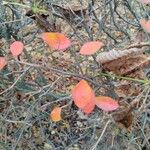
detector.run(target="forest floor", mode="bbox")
[0,0,150,150]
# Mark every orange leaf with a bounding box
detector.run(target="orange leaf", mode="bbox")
[0,57,7,70]
[72,80,95,108]
[140,19,150,33]
[41,32,71,51]
[80,41,104,55]
[95,96,119,111]
[139,0,150,4]
[10,41,24,57]
[50,107,62,122]
[81,98,95,114]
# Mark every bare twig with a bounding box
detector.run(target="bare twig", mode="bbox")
[0,67,30,95]
[90,120,111,150]
[13,60,102,87]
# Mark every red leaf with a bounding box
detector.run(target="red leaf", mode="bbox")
[72,80,95,108]
[95,96,119,111]
[50,107,62,122]
[81,98,95,114]
[140,19,150,33]
[139,0,150,4]
[10,41,24,57]
[41,32,71,51]
[0,57,7,70]
[80,41,104,55]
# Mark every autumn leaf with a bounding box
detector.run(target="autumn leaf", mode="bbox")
[81,98,95,114]
[72,80,95,108]
[10,41,24,57]
[41,32,71,51]
[140,19,150,33]
[80,41,104,55]
[139,0,150,4]
[0,57,7,70]
[50,107,62,122]
[95,96,119,111]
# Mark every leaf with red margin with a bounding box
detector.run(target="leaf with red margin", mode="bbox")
[95,96,119,111]
[41,32,71,51]
[10,41,24,57]
[140,19,150,33]
[0,57,7,70]
[80,41,104,55]
[72,80,95,108]
[50,107,62,122]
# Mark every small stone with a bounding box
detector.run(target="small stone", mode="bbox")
[44,143,53,150]
[77,121,83,127]
[51,130,55,134]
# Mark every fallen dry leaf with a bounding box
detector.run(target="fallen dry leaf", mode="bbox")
[80,41,104,55]
[81,98,95,114]
[102,54,150,77]
[0,57,7,70]
[41,32,71,51]
[72,80,95,108]
[115,81,142,98]
[139,0,150,4]
[95,96,119,111]
[140,19,150,33]
[97,45,150,78]
[113,109,134,129]
[112,100,134,129]
[50,4,88,22]
[10,41,24,57]
[50,107,62,122]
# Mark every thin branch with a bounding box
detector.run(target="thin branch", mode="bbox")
[13,60,102,87]
[90,120,111,150]
[0,67,30,95]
